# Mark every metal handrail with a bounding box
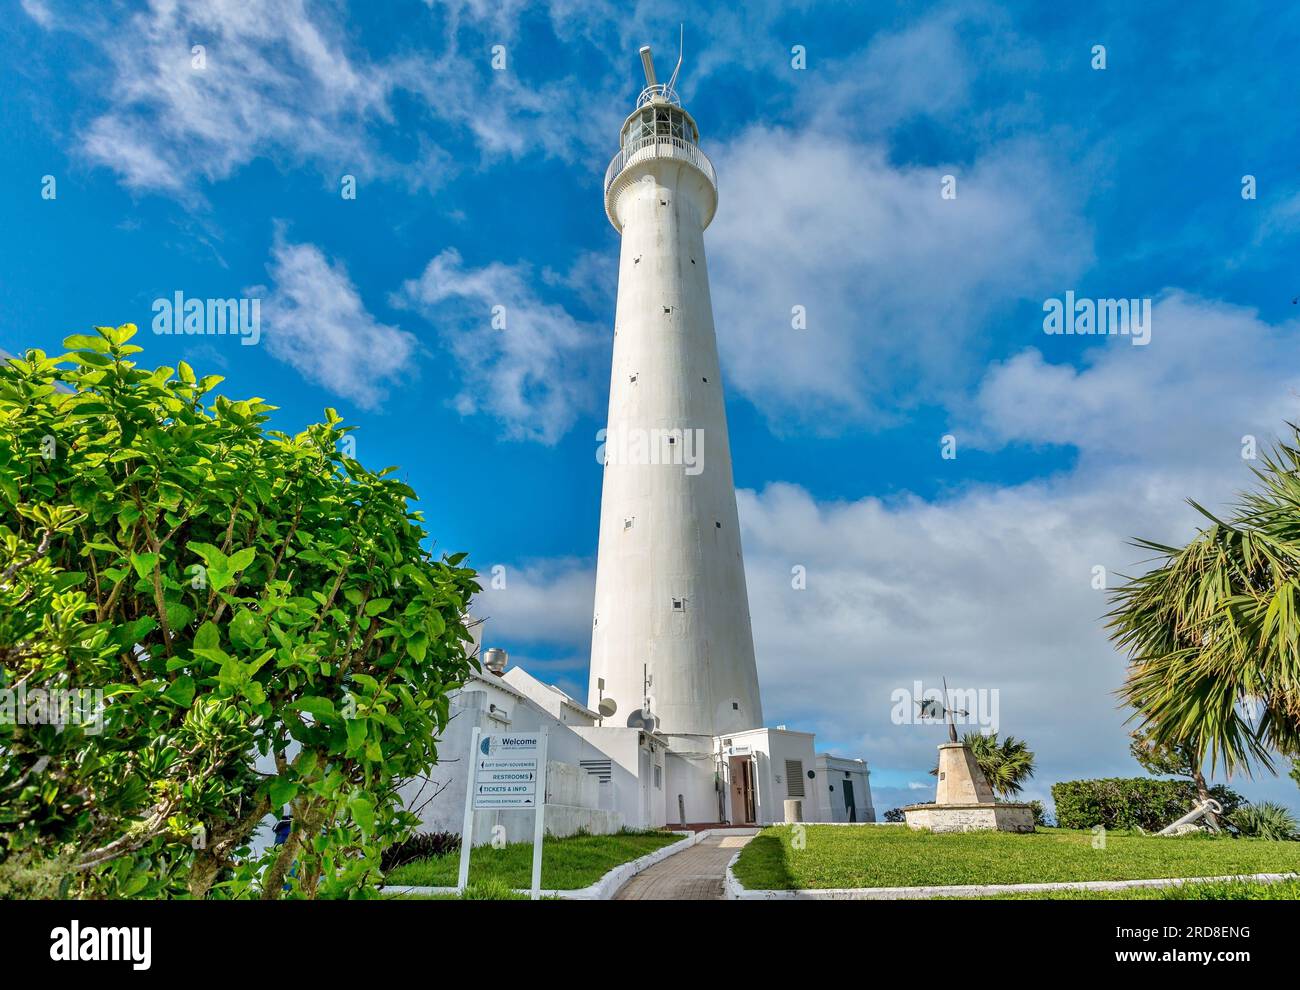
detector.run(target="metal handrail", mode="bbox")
[603,136,717,197]
[637,83,681,108]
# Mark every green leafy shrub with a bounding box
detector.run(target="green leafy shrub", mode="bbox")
[1052,778,1243,831]
[380,831,460,871]
[0,327,479,898]
[1227,803,1298,841]
[0,849,75,899]
[1027,799,1052,827]
[882,808,905,823]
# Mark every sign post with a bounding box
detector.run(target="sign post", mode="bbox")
[456,726,481,893]
[457,727,548,897]
[529,729,549,900]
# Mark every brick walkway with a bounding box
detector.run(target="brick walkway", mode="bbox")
[614,833,753,900]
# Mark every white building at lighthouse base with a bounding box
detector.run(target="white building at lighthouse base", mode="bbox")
[400,619,874,844]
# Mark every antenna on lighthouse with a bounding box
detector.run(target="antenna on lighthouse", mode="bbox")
[639,45,657,88]
[666,24,684,95]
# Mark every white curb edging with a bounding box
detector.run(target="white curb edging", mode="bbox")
[378,829,706,900]
[724,858,1299,900]
[563,829,702,900]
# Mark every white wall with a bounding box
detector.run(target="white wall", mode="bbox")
[398,676,630,845]
[816,754,876,823]
[664,749,722,825]
[502,667,598,726]
[721,728,819,825]
[570,725,668,829]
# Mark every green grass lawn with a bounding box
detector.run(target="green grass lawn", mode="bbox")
[383,879,532,900]
[731,825,1300,892]
[384,829,682,890]
[962,877,1300,900]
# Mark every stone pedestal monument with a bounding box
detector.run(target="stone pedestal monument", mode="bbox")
[901,681,1034,833]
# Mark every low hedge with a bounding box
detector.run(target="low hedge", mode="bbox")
[380,831,460,871]
[1052,778,1243,831]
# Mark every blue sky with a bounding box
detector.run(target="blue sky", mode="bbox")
[3,0,1299,814]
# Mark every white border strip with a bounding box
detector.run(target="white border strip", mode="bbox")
[379,829,712,900]
[724,856,1299,900]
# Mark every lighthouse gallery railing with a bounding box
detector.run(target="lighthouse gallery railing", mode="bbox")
[603,136,717,198]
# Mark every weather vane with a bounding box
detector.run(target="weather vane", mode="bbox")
[914,676,969,743]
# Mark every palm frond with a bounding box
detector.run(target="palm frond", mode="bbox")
[1108,427,1300,777]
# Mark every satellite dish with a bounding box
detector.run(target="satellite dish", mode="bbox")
[599,698,618,719]
[626,708,657,730]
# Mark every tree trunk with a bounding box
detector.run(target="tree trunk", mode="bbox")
[260,802,327,899]
[188,850,225,899]
[1192,767,1219,830]
[188,798,271,899]
[260,823,307,899]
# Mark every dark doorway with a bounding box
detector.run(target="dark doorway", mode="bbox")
[843,779,857,823]
[729,756,757,824]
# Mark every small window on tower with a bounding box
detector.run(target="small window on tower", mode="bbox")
[732,702,739,711]
[672,598,683,610]
[624,516,634,530]
[715,521,721,528]
[630,373,638,383]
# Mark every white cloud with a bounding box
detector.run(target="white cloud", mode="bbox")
[797,10,973,134]
[394,249,606,444]
[1250,188,1300,250]
[252,229,417,408]
[974,291,1300,471]
[30,0,623,197]
[735,293,1300,805]
[683,6,1088,433]
[740,477,1150,786]
[708,130,1091,430]
[19,0,53,29]
[472,557,595,649]
[71,0,396,196]
[541,250,617,315]
[28,1,1049,208]
[792,7,1045,141]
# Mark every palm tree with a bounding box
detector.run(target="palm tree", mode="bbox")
[963,732,1036,798]
[1108,428,1300,775]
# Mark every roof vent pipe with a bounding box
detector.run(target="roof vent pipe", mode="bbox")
[483,647,508,675]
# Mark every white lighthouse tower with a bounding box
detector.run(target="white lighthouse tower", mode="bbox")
[588,43,764,749]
